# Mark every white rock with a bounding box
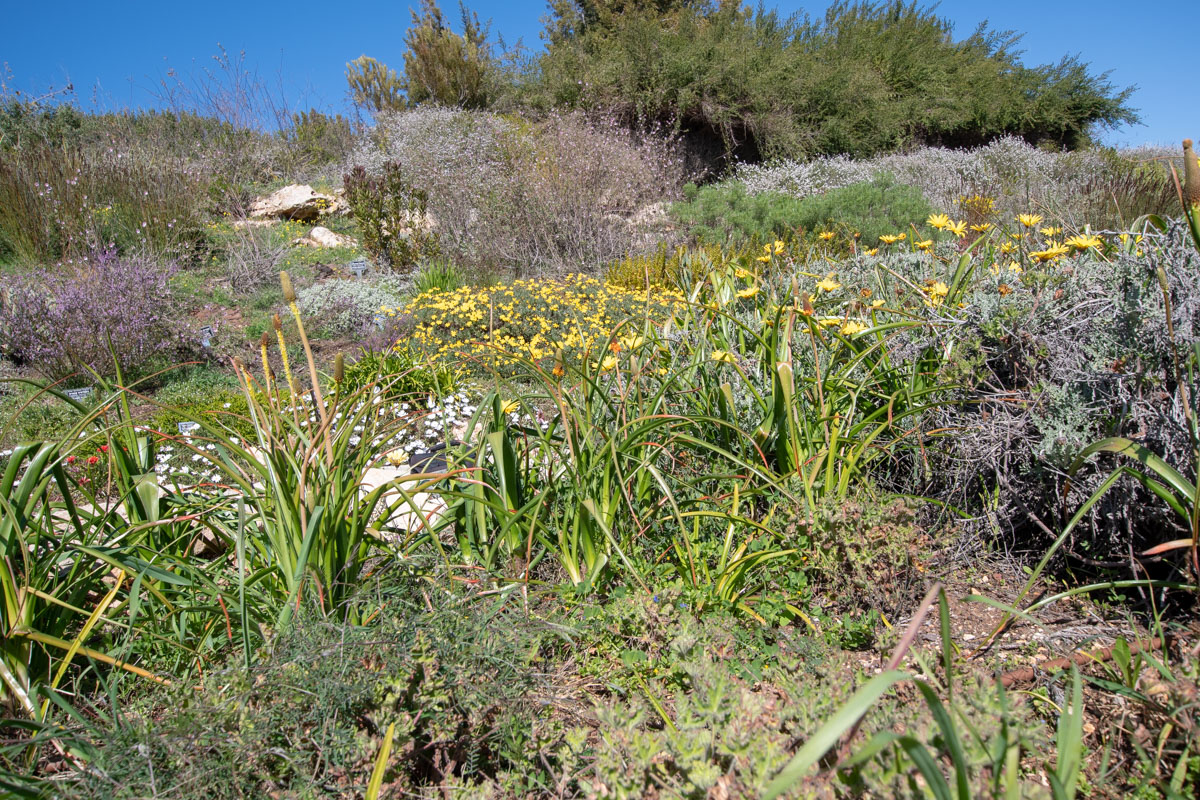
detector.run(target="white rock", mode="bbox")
[293,225,357,249]
[231,219,276,230]
[249,184,342,222]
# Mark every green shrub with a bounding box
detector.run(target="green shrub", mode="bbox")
[789,174,934,246]
[150,388,257,440]
[343,161,440,271]
[0,392,82,446]
[401,0,495,109]
[281,109,355,168]
[531,2,1137,163]
[345,55,406,113]
[339,347,459,400]
[671,175,932,247]
[670,183,809,243]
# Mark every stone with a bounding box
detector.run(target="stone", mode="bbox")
[249,184,342,222]
[231,218,276,230]
[293,226,357,249]
[381,208,437,238]
[629,201,670,229]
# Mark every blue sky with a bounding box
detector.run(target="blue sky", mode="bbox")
[1,1,1192,148]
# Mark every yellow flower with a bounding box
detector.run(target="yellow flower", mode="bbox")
[1029,243,1071,262]
[501,399,520,414]
[970,222,993,233]
[710,350,735,364]
[816,275,842,293]
[818,230,835,241]
[737,286,760,299]
[734,267,753,279]
[870,299,885,308]
[1064,234,1102,251]
[840,319,867,335]
[818,317,841,327]
[385,449,407,467]
[864,247,879,256]
[773,239,786,254]
[915,239,933,251]
[1039,226,1062,237]
[598,355,619,372]
[946,220,967,239]
[999,241,1017,254]
[1018,213,1043,228]
[620,333,646,350]
[926,213,950,230]
[1007,262,1023,274]
[879,234,902,245]
[756,254,771,263]
[927,281,950,299]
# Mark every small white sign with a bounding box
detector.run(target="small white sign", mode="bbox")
[199,325,215,347]
[65,387,94,402]
[177,421,200,435]
[348,258,369,277]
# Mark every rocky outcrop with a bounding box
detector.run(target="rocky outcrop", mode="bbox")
[249,184,343,221]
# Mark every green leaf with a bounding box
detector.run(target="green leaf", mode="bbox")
[762,670,909,799]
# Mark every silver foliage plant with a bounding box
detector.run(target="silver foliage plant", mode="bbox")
[295,274,409,338]
[936,223,1200,552]
[734,136,1180,226]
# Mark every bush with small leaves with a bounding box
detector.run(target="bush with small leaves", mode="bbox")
[0,249,185,382]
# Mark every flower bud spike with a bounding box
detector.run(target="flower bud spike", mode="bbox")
[280,270,296,304]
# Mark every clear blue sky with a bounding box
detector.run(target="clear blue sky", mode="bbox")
[1,1,1192,148]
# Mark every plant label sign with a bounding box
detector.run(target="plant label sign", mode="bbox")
[348,258,369,278]
[65,387,94,402]
[177,421,200,435]
[199,325,215,348]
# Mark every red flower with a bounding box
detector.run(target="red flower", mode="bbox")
[87,455,99,465]
[99,445,109,453]
[67,456,76,464]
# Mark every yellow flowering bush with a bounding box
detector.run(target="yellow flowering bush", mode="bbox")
[384,274,686,369]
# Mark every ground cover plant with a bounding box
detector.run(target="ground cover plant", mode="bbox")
[2,9,1199,797]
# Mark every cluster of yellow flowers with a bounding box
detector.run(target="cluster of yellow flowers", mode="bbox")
[383,274,685,368]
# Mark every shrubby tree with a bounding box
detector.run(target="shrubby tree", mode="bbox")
[345,2,498,112]
[402,0,495,108]
[530,1,1138,164]
[346,55,406,113]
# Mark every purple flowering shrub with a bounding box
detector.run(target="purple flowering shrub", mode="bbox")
[0,250,184,382]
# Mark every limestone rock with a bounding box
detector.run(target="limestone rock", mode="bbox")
[249,184,342,221]
[231,218,276,230]
[293,226,357,249]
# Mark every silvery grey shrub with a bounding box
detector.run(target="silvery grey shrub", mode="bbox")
[347,108,686,276]
[734,136,1180,227]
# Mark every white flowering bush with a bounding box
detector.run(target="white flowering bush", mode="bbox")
[735,137,1178,227]
[348,108,685,275]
